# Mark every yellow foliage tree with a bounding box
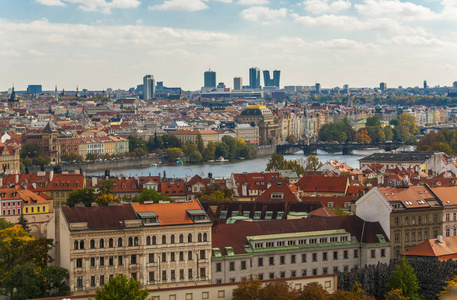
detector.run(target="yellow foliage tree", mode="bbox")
[438,275,457,299]
[95,194,120,206]
[0,225,34,278]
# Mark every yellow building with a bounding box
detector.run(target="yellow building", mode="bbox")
[0,186,51,217]
[45,173,86,206]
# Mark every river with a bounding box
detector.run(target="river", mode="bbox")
[87,149,384,178]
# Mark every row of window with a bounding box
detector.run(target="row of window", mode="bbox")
[75,250,207,268]
[394,230,438,243]
[74,233,208,250]
[253,236,349,249]
[1,201,21,207]
[216,265,358,283]
[2,209,20,216]
[445,213,457,222]
[394,214,439,226]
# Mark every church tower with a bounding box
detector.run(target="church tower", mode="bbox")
[8,86,19,110]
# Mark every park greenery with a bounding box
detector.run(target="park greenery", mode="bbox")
[195,183,233,202]
[417,127,457,155]
[319,114,418,144]
[0,219,69,300]
[266,153,323,175]
[338,256,457,300]
[90,274,150,300]
[128,134,256,163]
[20,142,51,167]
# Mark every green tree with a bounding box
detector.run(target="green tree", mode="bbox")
[0,219,14,230]
[61,153,84,162]
[66,188,97,207]
[195,183,233,200]
[196,134,205,153]
[86,153,98,161]
[96,179,116,195]
[202,141,216,161]
[21,143,42,159]
[33,155,51,167]
[214,142,229,158]
[266,153,286,171]
[17,213,30,234]
[198,190,231,202]
[21,157,33,167]
[131,188,174,204]
[305,155,323,171]
[166,147,183,162]
[168,135,182,148]
[90,274,149,300]
[386,256,419,300]
[222,135,237,159]
[127,136,147,152]
[189,150,203,163]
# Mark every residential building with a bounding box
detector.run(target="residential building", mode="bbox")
[295,175,349,197]
[402,235,457,261]
[45,173,86,205]
[356,186,443,258]
[54,200,212,295]
[431,186,457,237]
[0,144,20,174]
[169,130,219,146]
[211,216,390,283]
[231,172,280,201]
[359,152,443,174]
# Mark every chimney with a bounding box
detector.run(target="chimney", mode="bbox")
[242,183,247,196]
[49,170,54,182]
[15,174,19,184]
[32,182,36,189]
[92,177,98,187]
[437,235,444,243]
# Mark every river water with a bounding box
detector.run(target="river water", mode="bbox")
[87,149,384,178]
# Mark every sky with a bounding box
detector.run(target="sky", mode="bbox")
[1,0,457,91]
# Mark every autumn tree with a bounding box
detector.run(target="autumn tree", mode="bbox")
[90,274,149,300]
[297,282,328,300]
[384,289,410,300]
[131,188,174,204]
[166,147,183,162]
[355,129,372,143]
[438,275,457,299]
[304,155,323,171]
[232,277,262,300]
[95,194,120,206]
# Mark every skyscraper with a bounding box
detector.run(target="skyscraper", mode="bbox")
[273,70,280,88]
[453,81,457,89]
[315,83,321,93]
[233,77,242,90]
[204,69,216,88]
[423,80,428,89]
[380,82,387,92]
[249,67,260,89]
[263,70,272,87]
[143,75,156,100]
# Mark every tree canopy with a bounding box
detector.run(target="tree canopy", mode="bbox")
[90,274,149,300]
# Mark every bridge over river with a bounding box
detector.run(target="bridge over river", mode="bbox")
[277,141,407,155]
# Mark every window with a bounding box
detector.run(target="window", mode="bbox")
[269,256,274,266]
[258,257,263,267]
[147,236,151,245]
[152,236,157,245]
[99,239,104,248]
[291,254,296,264]
[100,257,105,266]
[77,277,83,287]
[91,276,95,286]
[188,251,193,260]
[109,238,113,248]
[216,263,222,272]
[333,251,338,260]
[90,257,95,267]
[333,267,338,273]
[162,235,167,244]
[118,238,123,247]
[179,234,184,243]
[180,269,184,279]
[200,267,206,278]
[128,237,133,246]
[100,275,105,285]
[381,249,386,257]
[229,262,235,271]
[180,251,184,261]
[171,235,175,244]
[446,229,451,237]
[149,254,155,263]
[280,256,285,265]
[323,252,328,261]
[302,269,307,276]
[203,233,208,242]
[312,253,317,262]
[344,250,348,259]
[280,271,285,278]
[90,239,95,249]
[446,214,450,221]
[258,273,264,280]
[171,270,176,280]
[394,217,399,226]
[312,269,317,276]
[162,253,167,262]
[149,271,155,282]
[131,255,137,265]
[76,258,82,268]
[171,252,175,261]
[302,254,307,263]
[200,250,205,260]
[188,268,193,279]
[241,261,247,270]
[323,267,328,275]
[74,240,78,250]
[198,233,202,242]
[354,250,358,258]
[269,273,275,279]
[188,234,192,243]
[162,270,167,281]
[371,250,376,259]
[109,256,114,266]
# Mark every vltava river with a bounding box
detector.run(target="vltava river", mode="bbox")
[88,149,383,178]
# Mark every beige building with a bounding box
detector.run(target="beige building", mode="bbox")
[237,105,280,145]
[53,200,212,295]
[211,216,390,284]
[356,186,443,258]
[0,144,20,174]
[170,130,219,146]
[431,186,457,238]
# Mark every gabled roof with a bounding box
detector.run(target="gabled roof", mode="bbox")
[160,181,186,196]
[402,236,457,260]
[62,204,138,230]
[431,186,457,206]
[377,186,437,208]
[255,179,300,202]
[295,175,348,194]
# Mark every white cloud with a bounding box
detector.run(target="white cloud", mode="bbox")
[215,0,232,3]
[380,35,454,47]
[149,0,208,11]
[0,50,20,57]
[237,0,268,5]
[29,49,47,57]
[64,0,140,14]
[355,0,438,22]
[241,6,287,23]
[35,0,66,6]
[302,0,351,14]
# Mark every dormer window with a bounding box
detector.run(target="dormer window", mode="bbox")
[187,209,208,222]
[138,212,159,225]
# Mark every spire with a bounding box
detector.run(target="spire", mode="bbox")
[9,86,17,102]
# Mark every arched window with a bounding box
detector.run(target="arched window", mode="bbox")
[109,238,113,248]
[80,240,84,249]
[188,233,192,243]
[90,239,95,249]
[74,240,78,250]
[198,233,202,242]
[162,235,166,244]
[152,236,157,245]
[203,233,208,242]
[100,239,104,248]
[146,236,151,245]
[171,235,175,244]
[134,237,139,246]
[179,234,184,243]
[128,237,133,246]
[118,238,123,247]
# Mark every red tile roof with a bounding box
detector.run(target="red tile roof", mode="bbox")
[255,179,300,202]
[402,236,457,260]
[131,200,205,225]
[295,175,348,194]
[160,181,187,196]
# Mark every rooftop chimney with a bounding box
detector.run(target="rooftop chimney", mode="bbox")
[437,235,444,243]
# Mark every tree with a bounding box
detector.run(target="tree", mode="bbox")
[286,135,297,144]
[384,289,410,300]
[86,153,98,161]
[131,188,174,204]
[222,135,237,159]
[21,157,33,167]
[133,147,148,157]
[61,153,84,162]
[214,142,229,158]
[96,179,116,195]
[260,280,298,300]
[438,275,457,299]
[196,134,205,153]
[127,136,147,152]
[17,213,30,233]
[95,194,120,206]
[168,135,182,148]
[232,277,262,300]
[21,143,42,159]
[166,147,183,162]
[297,282,328,300]
[189,150,203,163]
[266,153,286,171]
[386,257,419,300]
[33,155,51,167]
[0,219,14,230]
[66,188,97,207]
[198,190,231,202]
[355,129,372,143]
[202,141,216,161]
[305,155,323,171]
[90,274,149,300]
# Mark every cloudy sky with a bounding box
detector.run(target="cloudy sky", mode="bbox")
[1,0,457,91]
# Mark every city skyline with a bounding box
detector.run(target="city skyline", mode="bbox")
[2,0,457,91]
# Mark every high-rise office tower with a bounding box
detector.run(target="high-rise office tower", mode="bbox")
[273,70,280,88]
[380,82,387,92]
[143,75,156,100]
[424,80,428,89]
[249,67,261,89]
[204,69,216,88]
[453,81,457,89]
[234,77,242,90]
[263,70,272,87]
[315,83,321,93]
